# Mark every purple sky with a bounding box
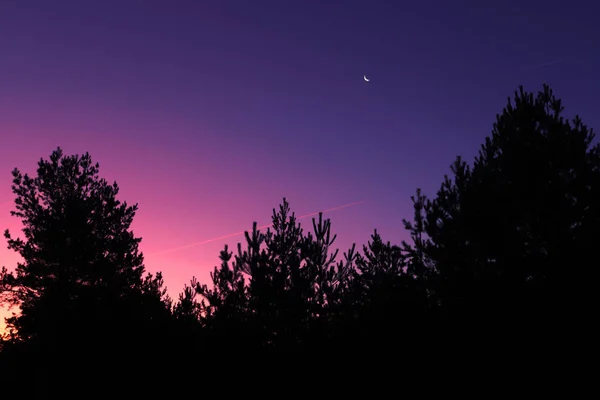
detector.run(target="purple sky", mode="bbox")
[1,0,599,329]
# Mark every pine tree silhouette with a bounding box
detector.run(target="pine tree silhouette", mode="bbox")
[0,148,172,358]
[403,85,600,347]
[195,198,356,351]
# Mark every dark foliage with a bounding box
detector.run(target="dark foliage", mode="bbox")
[404,84,599,346]
[194,200,358,351]
[0,149,174,365]
[1,84,597,370]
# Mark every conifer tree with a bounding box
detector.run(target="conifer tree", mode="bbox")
[406,85,600,332]
[0,148,172,352]
[195,198,356,350]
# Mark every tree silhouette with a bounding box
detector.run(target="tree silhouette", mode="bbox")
[0,148,172,355]
[329,229,432,351]
[195,245,250,349]
[403,85,600,341]
[1,83,596,364]
[195,198,356,350]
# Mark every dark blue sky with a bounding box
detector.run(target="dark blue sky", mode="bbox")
[1,0,599,301]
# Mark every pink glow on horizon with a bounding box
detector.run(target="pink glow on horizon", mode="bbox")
[0,80,409,337]
[1,164,385,335]
[0,197,375,335]
[0,101,410,339]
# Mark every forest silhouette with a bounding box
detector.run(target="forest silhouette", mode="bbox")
[1,85,598,384]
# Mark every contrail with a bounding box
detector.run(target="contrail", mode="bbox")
[523,60,561,71]
[149,200,365,256]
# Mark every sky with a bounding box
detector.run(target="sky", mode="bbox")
[1,0,599,332]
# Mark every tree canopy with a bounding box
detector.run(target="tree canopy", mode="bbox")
[0,149,172,355]
[407,85,599,337]
[1,83,597,363]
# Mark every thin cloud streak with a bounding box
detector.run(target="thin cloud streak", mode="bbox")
[523,60,561,70]
[149,201,365,256]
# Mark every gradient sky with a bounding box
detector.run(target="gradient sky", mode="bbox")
[1,0,599,331]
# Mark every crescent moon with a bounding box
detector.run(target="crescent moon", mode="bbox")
[364,75,370,82]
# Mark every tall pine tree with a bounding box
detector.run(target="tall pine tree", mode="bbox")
[405,85,600,339]
[0,148,172,354]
